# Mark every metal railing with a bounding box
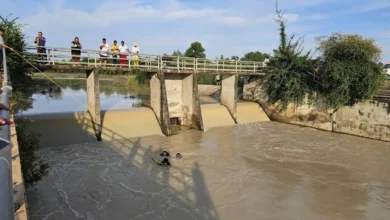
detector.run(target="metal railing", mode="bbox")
[0,47,14,220]
[25,46,266,74]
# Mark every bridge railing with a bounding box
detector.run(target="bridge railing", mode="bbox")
[25,46,266,74]
[0,47,14,220]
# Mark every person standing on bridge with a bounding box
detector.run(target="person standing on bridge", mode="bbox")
[118,41,131,67]
[131,42,140,67]
[99,38,110,65]
[34,32,46,63]
[0,27,14,69]
[71,37,82,63]
[111,40,119,65]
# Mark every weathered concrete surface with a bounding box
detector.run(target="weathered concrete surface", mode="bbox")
[26,109,164,147]
[333,100,390,141]
[201,104,235,130]
[11,115,28,220]
[236,102,270,124]
[191,73,204,131]
[198,85,221,96]
[149,72,171,136]
[86,69,102,140]
[243,76,390,141]
[165,75,183,119]
[164,73,203,130]
[100,109,163,141]
[220,74,238,122]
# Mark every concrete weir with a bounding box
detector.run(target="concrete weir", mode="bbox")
[27,69,270,148]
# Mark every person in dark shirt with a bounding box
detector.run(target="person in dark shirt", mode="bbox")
[71,37,82,63]
[34,31,47,62]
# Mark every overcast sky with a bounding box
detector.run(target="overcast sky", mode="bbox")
[1,0,389,62]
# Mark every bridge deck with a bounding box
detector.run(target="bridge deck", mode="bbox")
[34,64,266,75]
[25,46,266,75]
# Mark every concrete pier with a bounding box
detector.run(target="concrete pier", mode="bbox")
[220,73,238,123]
[150,71,171,136]
[86,69,102,140]
[164,73,204,130]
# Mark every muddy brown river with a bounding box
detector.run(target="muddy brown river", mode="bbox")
[27,122,390,220]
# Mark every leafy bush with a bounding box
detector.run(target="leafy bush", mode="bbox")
[316,33,386,109]
[2,15,49,189]
[0,15,33,91]
[265,7,318,110]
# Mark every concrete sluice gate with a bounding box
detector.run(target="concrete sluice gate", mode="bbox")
[27,108,163,148]
[27,69,270,148]
[27,102,269,148]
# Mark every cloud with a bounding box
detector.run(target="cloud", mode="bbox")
[166,8,217,18]
[348,0,390,13]
[301,14,329,21]
[16,0,373,60]
[211,16,249,26]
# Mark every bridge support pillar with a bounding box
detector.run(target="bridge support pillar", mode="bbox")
[150,71,171,136]
[181,73,203,130]
[164,73,204,131]
[86,69,102,140]
[191,73,204,131]
[242,76,268,104]
[220,73,238,123]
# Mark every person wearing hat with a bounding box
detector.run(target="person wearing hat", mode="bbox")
[0,27,14,69]
[131,42,140,67]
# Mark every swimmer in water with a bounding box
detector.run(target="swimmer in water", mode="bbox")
[176,153,182,159]
[160,151,170,157]
[151,157,171,167]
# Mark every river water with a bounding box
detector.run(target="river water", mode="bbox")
[27,121,390,220]
[23,78,150,115]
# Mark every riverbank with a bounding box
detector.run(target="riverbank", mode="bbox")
[244,77,390,142]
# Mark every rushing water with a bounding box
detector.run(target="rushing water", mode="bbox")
[27,122,390,220]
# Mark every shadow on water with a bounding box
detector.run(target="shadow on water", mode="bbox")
[27,109,220,220]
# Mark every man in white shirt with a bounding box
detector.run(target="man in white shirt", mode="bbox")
[131,42,140,67]
[118,41,131,67]
[99,38,110,65]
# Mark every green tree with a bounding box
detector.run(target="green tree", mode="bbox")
[2,15,50,189]
[172,50,183,56]
[0,15,33,91]
[184,41,206,58]
[265,5,318,110]
[241,51,270,62]
[231,56,239,61]
[316,33,385,109]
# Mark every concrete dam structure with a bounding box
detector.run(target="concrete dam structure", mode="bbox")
[27,68,270,147]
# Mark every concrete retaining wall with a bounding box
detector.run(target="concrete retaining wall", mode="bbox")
[243,76,390,142]
[11,115,28,220]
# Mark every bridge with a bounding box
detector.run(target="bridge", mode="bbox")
[25,46,266,75]
[23,45,268,137]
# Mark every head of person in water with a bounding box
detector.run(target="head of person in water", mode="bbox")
[160,151,170,157]
[176,153,182,159]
